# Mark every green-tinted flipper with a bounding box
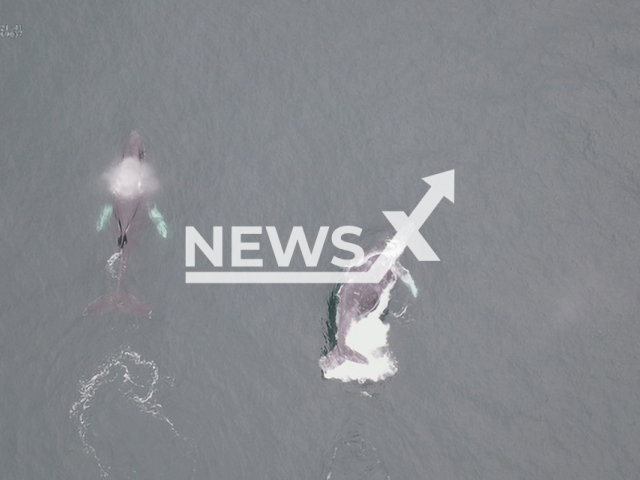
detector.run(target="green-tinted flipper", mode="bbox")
[149,204,167,239]
[96,204,113,232]
[402,272,418,298]
[395,263,418,298]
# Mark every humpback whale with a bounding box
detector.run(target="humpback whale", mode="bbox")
[84,131,163,318]
[320,240,418,382]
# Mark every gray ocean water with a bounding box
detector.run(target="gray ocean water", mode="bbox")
[2,0,640,478]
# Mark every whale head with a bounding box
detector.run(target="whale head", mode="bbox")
[122,131,145,160]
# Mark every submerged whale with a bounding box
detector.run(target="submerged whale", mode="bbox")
[320,241,418,381]
[84,131,163,318]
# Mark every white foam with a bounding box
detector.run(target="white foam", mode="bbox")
[321,284,399,383]
[106,251,121,279]
[103,157,159,199]
[69,348,193,478]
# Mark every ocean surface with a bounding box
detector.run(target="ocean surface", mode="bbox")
[1,0,640,478]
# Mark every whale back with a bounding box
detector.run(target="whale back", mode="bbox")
[339,254,396,321]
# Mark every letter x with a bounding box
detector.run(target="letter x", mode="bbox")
[383,211,439,261]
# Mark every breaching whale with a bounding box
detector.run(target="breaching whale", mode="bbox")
[320,241,418,382]
[84,131,166,318]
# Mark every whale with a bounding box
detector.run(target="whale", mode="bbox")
[114,131,146,249]
[320,240,418,377]
[84,131,159,318]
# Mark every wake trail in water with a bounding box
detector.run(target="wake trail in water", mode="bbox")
[323,429,391,480]
[69,348,196,478]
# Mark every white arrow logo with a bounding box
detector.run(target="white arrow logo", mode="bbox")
[384,169,455,262]
[186,169,454,284]
[345,169,455,284]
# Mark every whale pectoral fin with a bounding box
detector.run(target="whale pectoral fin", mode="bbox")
[148,204,168,239]
[395,263,418,298]
[404,275,418,298]
[96,204,113,232]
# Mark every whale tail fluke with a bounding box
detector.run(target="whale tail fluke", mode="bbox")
[339,345,368,364]
[84,291,152,319]
[320,345,369,372]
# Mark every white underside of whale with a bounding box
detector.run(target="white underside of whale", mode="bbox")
[321,284,398,383]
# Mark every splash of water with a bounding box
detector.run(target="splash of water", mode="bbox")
[69,348,195,478]
[103,157,159,199]
[105,251,121,279]
[320,282,399,383]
